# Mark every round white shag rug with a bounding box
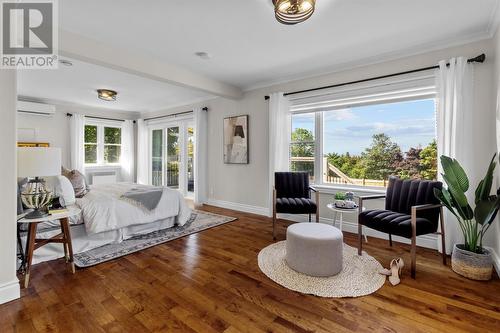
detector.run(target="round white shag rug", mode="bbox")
[258,241,386,298]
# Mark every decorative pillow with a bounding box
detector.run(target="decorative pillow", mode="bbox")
[61,168,89,198]
[45,175,76,206]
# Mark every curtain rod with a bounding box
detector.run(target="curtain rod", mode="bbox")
[66,113,136,123]
[143,107,208,122]
[264,53,486,100]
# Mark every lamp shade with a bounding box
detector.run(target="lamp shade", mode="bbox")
[17,147,61,178]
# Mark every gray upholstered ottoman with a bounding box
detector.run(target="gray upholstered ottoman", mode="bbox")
[285,223,343,277]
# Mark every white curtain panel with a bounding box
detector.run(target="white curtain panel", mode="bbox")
[136,119,149,185]
[69,113,85,173]
[120,120,135,182]
[194,107,208,205]
[436,57,474,254]
[268,92,291,216]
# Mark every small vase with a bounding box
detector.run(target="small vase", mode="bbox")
[451,244,493,281]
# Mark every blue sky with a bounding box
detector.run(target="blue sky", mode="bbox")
[292,99,436,155]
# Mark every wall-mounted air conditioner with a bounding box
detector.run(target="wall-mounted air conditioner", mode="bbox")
[17,101,56,116]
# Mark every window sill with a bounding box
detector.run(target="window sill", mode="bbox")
[312,184,386,195]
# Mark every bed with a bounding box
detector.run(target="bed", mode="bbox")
[24,182,191,265]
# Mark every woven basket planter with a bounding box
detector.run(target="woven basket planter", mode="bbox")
[451,244,493,281]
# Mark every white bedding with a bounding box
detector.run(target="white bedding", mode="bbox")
[76,183,191,235]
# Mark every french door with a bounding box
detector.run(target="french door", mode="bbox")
[150,120,195,197]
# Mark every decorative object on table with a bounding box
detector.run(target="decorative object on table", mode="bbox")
[223,115,248,164]
[434,154,499,281]
[272,172,319,239]
[358,176,445,279]
[18,206,81,288]
[258,241,385,298]
[17,147,62,219]
[334,192,358,209]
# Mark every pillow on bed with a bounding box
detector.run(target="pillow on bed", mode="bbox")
[45,175,76,205]
[62,167,89,198]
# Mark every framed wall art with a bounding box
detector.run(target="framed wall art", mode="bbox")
[223,115,248,164]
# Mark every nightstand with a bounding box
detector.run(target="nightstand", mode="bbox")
[17,206,81,288]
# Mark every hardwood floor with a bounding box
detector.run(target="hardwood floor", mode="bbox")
[2,205,500,333]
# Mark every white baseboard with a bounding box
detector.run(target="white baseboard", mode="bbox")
[206,199,268,216]
[0,279,20,305]
[282,214,439,250]
[485,246,500,276]
[205,199,439,250]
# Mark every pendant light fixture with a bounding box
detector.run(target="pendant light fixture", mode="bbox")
[272,0,316,25]
[97,89,118,102]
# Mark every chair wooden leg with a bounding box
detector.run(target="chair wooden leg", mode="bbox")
[440,207,447,265]
[411,207,417,279]
[357,198,363,255]
[389,234,393,247]
[272,214,276,240]
[273,188,277,240]
[315,191,320,223]
[308,214,311,222]
[358,223,363,255]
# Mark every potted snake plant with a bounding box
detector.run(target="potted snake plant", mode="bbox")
[434,154,499,280]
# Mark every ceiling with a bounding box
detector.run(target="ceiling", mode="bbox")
[58,0,499,90]
[17,58,215,113]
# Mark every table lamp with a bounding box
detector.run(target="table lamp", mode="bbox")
[17,147,61,219]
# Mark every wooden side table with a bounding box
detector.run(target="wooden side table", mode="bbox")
[18,206,81,288]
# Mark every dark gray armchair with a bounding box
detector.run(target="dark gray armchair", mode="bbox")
[357,176,446,278]
[273,172,319,239]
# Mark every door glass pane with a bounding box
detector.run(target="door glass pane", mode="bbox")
[187,127,195,193]
[152,129,163,186]
[166,127,180,189]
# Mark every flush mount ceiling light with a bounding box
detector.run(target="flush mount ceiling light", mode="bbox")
[272,0,316,25]
[97,89,117,101]
[195,51,211,60]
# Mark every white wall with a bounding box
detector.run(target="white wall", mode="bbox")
[144,38,498,252]
[0,70,20,304]
[17,104,139,183]
[488,27,500,271]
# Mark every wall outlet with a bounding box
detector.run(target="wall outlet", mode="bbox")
[210,187,214,195]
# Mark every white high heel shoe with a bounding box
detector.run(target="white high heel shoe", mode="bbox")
[388,258,404,286]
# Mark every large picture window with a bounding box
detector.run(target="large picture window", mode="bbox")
[84,123,122,165]
[290,97,437,188]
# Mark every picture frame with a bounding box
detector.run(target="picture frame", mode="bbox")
[17,142,50,147]
[223,115,249,164]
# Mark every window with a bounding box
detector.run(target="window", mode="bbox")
[290,113,315,182]
[84,125,98,164]
[104,127,121,163]
[290,97,437,188]
[84,123,122,165]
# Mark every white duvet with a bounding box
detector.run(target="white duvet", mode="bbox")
[76,183,191,235]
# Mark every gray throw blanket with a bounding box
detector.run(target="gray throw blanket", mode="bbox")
[121,187,164,211]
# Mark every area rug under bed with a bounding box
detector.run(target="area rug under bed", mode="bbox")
[73,210,236,267]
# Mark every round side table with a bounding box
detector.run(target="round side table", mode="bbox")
[326,203,368,243]
[18,206,81,288]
